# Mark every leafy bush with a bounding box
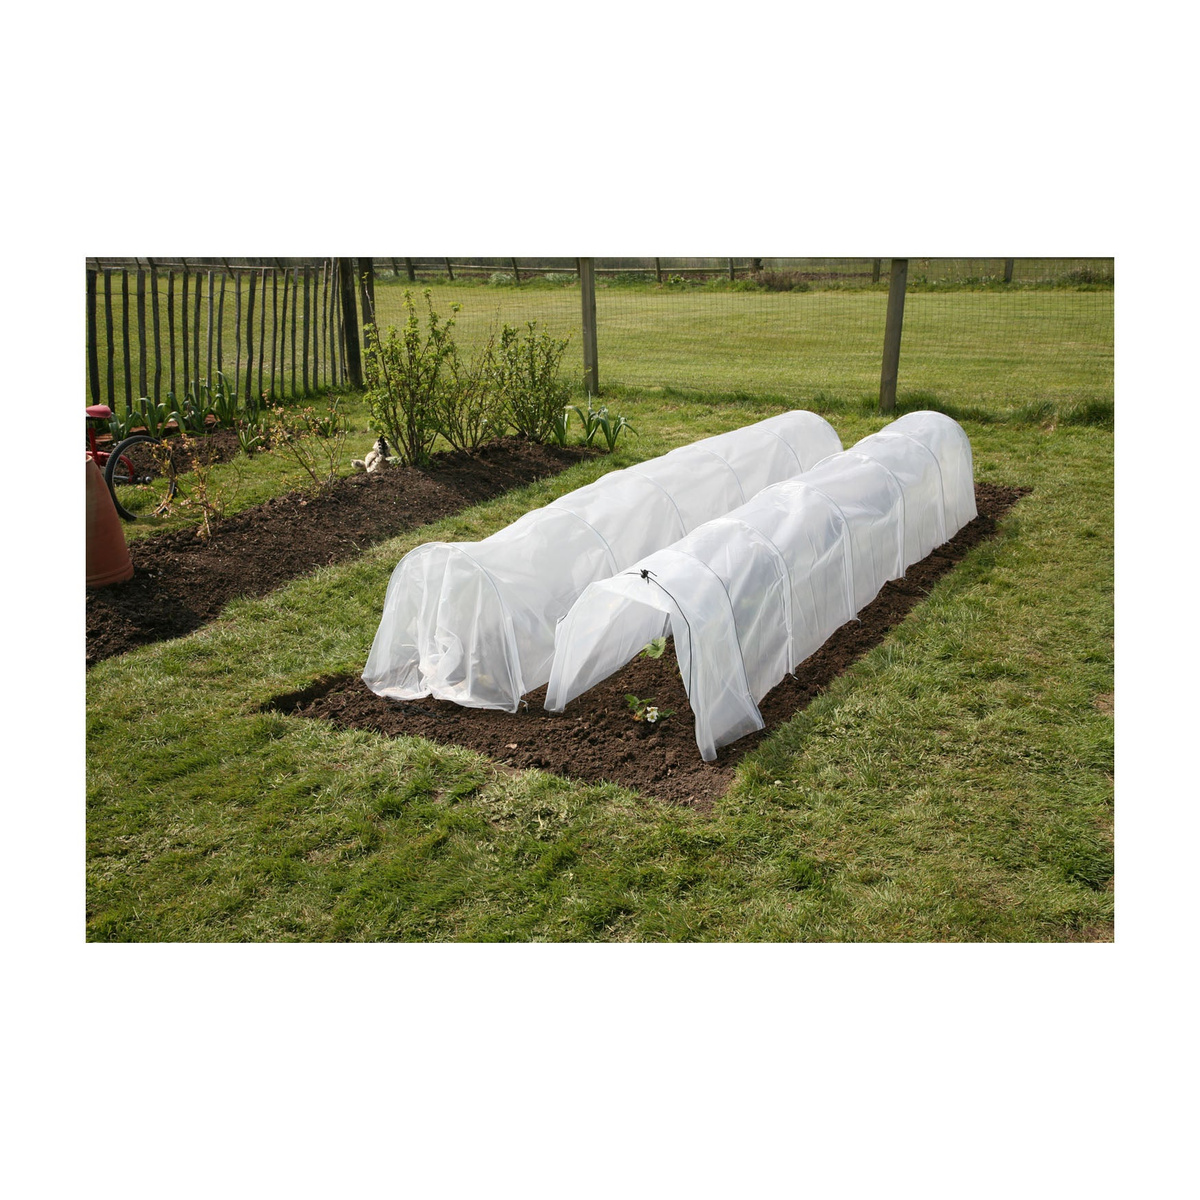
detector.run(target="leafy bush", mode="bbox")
[267,397,348,491]
[543,272,577,285]
[363,290,460,466]
[488,272,514,286]
[752,270,811,292]
[435,334,507,454]
[490,321,572,443]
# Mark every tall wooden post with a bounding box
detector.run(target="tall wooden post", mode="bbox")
[150,265,162,402]
[579,257,599,396]
[879,258,909,415]
[136,269,148,398]
[405,257,415,282]
[359,257,376,324]
[1003,257,1015,283]
[654,257,662,283]
[728,258,736,281]
[338,257,364,388]
[86,266,100,404]
[872,258,882,283]
[510,257,521,284]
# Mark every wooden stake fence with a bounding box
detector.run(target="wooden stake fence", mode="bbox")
[86,260,341,410]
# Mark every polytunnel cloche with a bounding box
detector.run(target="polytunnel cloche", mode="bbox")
[545,411,977,761]
[362,411,843,710]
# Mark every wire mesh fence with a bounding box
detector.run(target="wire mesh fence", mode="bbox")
[87,258,1113,419]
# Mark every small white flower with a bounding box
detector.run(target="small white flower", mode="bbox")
[645,707,659,723]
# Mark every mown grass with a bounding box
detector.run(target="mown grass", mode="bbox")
[86,388,1114,942]
[371,281,1113,418]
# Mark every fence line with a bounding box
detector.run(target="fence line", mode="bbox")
[87,258,1114,417]
[86,259,342,410]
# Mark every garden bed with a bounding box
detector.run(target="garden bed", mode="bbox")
[87,438,593,666]
[272,483,1029,810]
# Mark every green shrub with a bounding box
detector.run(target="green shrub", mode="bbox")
[435,334,507,454]
[490,321,572,443]
[267,397,348,491]
[363,290,460,466]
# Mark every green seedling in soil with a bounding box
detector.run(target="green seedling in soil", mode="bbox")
[625,694,674,724]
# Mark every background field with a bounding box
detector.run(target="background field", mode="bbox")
[370,280,1113,419]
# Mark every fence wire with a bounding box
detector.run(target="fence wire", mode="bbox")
[88,258,1113,419]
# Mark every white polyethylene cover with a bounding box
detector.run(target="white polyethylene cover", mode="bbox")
[362,411,842,710]
[545,412,975,761]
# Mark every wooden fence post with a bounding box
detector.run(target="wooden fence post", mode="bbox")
[1003,257,1015,283]
[167,271,176,400]
[136,269,148,399]
[86,267,100,404]
[269,269,279,398]
[244,270,257,401]
[216,272,225,391]
[654,257,662,283]
[359,258,376,325]
[579,257,599,396]
[192,269,202,393]
[338,257,364,389]
[879,258,909,415]
[150,265,162,402]
[728,258,736,281]
[206,270,215,389]
[289,268,298,396]
[319,262,329,389]
[256,267,267,401]
[121,269,133,410]
[104,269,116,406]
[301,266,311,395]
[444,258,454,281]
[233,271,241,399]
[405,257,415,282]
[511,257,521,284]
[872,258,882,284]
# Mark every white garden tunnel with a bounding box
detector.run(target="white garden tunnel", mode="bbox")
[362,411,843,710]
[545,411,977,761]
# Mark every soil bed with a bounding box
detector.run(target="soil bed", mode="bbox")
[273,483,1028,811]
[87,438,593,667]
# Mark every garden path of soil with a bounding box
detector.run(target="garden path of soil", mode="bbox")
[273,483,1028,812]
[87,438,593,667]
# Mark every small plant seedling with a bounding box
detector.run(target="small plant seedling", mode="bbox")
[595,409,635,452]
[639,637,667,659]
[550,406,572,448]
[571,396,606,447]
[624,694,674,725]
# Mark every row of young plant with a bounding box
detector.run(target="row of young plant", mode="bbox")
[108,373,270,457]
[362,290,632,465]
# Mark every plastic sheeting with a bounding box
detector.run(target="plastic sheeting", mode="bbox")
[545,412,976,761]
[362,411,843,710]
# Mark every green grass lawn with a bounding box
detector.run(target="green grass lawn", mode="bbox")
[370,280,1113,419]
[94,272,1112,429]
[86,387,1114,941]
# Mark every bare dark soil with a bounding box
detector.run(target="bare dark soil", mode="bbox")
[87,438,593,667]
[272,483,1029,811]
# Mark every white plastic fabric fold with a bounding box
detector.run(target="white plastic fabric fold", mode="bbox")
[545,412,976,761]
[362,411,842,710]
